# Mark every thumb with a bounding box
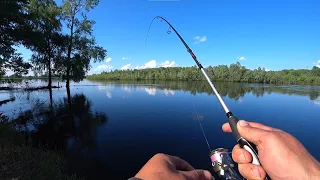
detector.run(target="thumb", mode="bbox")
[237,120,269,146]
[180,170,212,180]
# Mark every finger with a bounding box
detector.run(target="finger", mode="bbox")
[237,120,270,146]
[222,121,278,133]
[232,144,253,164]
[180,170,212,180]
[167,155,195,171]
[238,163,266,180]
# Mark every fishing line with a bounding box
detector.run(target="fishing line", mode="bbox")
[145,16,270,180]
[193,104,211,152]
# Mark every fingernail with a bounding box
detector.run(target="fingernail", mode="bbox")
[239,120,249,127]
[203,170,212,179]
[251,168,261,179]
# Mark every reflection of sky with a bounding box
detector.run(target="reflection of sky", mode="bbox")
[116,85,176,96]
[106,91,112,98]
[122,85,132,92]
[162,89,175,96]
[314,100,320,106]
[144,87,156,96]
[237,98,243,104]
[97,86,112,98]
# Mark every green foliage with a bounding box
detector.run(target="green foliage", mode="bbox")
[61,0,107,84]
[25,0,65,87]
[0,0,32,76]
[88,62,320,85]
[1,0,105,83]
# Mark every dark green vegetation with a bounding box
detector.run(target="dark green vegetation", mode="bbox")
[88,62,320,85]
[0,0,107,88]
[1,2,107,176]
[0,93,108,180]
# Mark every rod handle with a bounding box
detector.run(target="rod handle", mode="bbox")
[228,116,260,164]
[228,116,241,140]
[228,116,271,179]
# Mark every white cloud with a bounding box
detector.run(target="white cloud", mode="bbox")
[265,68,271,72]
[145,87,157,96]
[97,64,113,71]
[88,64,113,75]
[135,60,157,69]
[121,63,132,70]
[105,57,112,63]
[160,61,176,68]
[120,60,176,71]
[194,36,207,43]
[314,60,320,68]
[122,57,131,60]
[237,56,246,61]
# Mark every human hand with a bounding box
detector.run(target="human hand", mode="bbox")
[133,153,212,180]
[222,120,320,180]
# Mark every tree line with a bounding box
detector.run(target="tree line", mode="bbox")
[0,0,107,88]
[88,62,320,85]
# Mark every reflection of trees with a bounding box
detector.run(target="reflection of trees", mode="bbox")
[10,92,107,152]
[11,93,108,179]
[27,93,108,152]
[95,80,320,100]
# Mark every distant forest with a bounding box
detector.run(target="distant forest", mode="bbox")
[87,62,320,85]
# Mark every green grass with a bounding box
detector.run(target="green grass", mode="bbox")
[0,121,85,180]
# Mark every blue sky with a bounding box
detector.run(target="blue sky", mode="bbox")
[15,0,320,75]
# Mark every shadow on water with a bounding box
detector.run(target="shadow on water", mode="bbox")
[10,90,109,179]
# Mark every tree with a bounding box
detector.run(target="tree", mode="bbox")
[0,0,32,77]
[311,66,320,77]
[26,0,63,88]
[61,0,107,87]
[229,62,244,82]
[87,62,320,85]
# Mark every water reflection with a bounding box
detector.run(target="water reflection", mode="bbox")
[97,85,113,98]
[8,93,109,178]
[144,87,157,96]
[162,89,175,96]
[1,79,320,179]
[103,80,320,100]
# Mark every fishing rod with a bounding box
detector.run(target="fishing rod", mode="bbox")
[146,16,269,179]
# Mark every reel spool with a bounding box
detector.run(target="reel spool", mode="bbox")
[210,148,243,180]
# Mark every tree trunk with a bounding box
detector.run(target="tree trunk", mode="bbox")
[66,66,70,88]
[66,16,74,88]
[48,58,52,89]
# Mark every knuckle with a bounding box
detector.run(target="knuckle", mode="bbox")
[153,153,167,160]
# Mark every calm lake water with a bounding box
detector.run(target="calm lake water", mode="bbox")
[1,79,320,179]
